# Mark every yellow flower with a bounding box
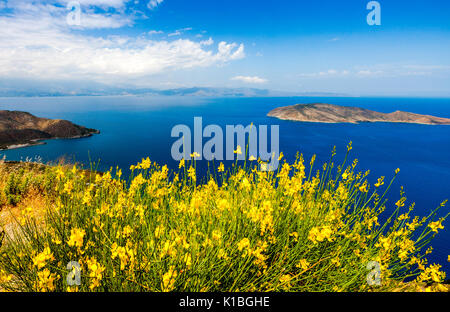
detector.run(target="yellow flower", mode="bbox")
[55,166,65,180]
[249,155,257,161]
[33,247,55,269]
[162,267,177,292]
[234,145,242,155]
[359,183,368,193]
[289,232,299,242]
[179,158,185,169]
[278,152,284,161]
[237,238,250,251]
[122,225,133,238]
[37,269,57,292]
[218,163,225,172]
[297,259,310,271]
[0,269,13,283]
[212,230,222,241]
[111,243,129,270]
[417,264,446,283]
[67,228,86,248]
[435,283,448,292]
[395,198,406,208]
[308,226,333,244]
[374,177,385,188]
[217,248,229,260]
[188,166,196,183]
[63,180,73,194]
[155,225,165,238]
[279,274,292,288]
[428,220,444,233]
[140,157,151,169]
[183,254,192,268]
[216,198,229,211]
[347,141,353,152]
[241,177,251,190]
[86,257,105,290]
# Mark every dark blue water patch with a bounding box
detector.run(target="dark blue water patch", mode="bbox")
[1,95,449,274]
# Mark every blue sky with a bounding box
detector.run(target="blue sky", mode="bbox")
[1,0,450,96]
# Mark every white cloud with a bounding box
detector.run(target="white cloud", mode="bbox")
[168,30,182,37]
[231,76,267,84]
[297,64,447,80]
[356,70,384,77]
[76,12,132,28]
[0,2,245,85]
[63,0,128,9]
[148,30,164,35]
[147,0,163,10]
[168,27,193,37]
[200,37,214,46]
[298,69,347,78]
[403,65,450,71]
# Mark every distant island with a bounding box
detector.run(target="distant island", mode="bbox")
[0,110,99,150]
[268,103,450,125]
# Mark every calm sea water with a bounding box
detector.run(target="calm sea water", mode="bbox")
[1,95,449,274]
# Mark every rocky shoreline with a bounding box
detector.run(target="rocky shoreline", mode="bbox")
[268,103,450,125]
[0,110,100,150]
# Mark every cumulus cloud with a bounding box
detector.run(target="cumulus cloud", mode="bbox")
[200,37,214,46]
[0,1,245,85]
[231,76,267,84]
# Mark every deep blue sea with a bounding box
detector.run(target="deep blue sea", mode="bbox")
[1,95,449,274]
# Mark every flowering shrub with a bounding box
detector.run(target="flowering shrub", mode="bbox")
[0,144,448,292]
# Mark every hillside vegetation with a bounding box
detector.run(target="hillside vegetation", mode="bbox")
[0,145,449,292]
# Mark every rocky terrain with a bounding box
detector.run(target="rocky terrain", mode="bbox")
[268,103,450,125]
[0,110,99,150]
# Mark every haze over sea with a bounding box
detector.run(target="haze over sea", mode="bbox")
[1,95,449,274]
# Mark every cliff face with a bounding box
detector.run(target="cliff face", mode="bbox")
[267,103,450,125]
[0,110,99,149]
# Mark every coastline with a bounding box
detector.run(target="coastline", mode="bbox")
[0,132,99,151]
[268,115,450,126]
[267,103,450,125]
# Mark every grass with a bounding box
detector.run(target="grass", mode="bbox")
[0,144,448,292]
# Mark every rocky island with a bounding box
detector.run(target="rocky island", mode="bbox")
[267,103,450,125]
[0,110,99,150]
